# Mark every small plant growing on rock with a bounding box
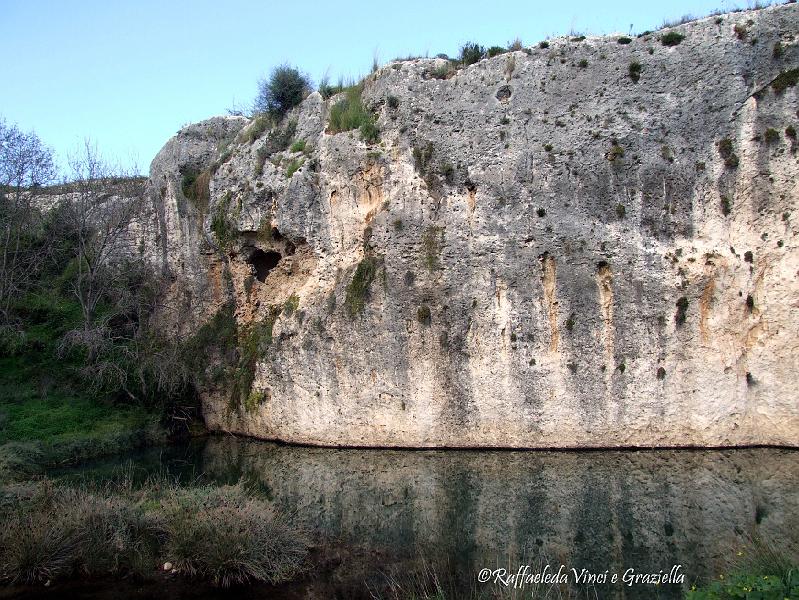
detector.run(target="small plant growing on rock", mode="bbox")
[717,137,739,169]
[286,158,304,178]
[344,255,379,317]
[786,125,796,140]
[387,95,400,109]
[487,46,506,58]
[606,143,625,162]
[537,207,546,217]
[720,196,732,216]
[617,36,633,44]
[733,24,748,40]
[657,367,666,380]
[539,41,550,49]
[578,59,588,68]
[417,305,432,325]
[328,83,379,143]
[772,68,799,94]
[283,294,300,316]
[764,128,780,144]
[675,296,689,327]
[565,314,575,331]
[616,204,627,219]
[660,32,685,46]
[289,139,306,153]
[628,61,643,83]
[773,42,785,59]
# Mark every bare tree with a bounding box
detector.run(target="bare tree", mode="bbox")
[58,142,192,402]
[0,118,56,330]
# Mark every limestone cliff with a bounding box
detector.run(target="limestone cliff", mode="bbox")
[143,4,799,448]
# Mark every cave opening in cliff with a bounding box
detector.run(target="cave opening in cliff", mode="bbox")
[248,248,281,282]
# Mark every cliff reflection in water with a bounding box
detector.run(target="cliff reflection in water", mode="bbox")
[196,437,799,596]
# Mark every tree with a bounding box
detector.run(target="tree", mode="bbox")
[253,64,311,117]
[0,118,56,331]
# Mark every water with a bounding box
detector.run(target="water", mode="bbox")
[51,437,799,599]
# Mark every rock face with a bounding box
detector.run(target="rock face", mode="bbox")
[144,4,799,448]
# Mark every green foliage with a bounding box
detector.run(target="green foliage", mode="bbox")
[629,61,643,83]
[734,24,748,40]
[538,41,550,49]
[387,95,400,109]
[180,168,211,212]
[254,64,310,117]
[617,36,633,44]
[616,203,627,219]
[460,42,485,65]
[773,41,785,59]
[721,196,732,216]
[487,45,505,58]
[417,305,432,326]
[231,309,280,408]
[286,158,304,178]
[764,128,780,144]
[413,142,435,174]
[718,137,740,169]
[565,314,575,331]
[421,226,444,271]
[661,31,685,46]
[318,76,346,100]
[327,84,379,143]
[283,294,299,316]
[607,143,625,161]
[240,115,272,144]
[578,59,588,68]
[786,125,797,140]
[656,367,666,380]
[537,207,546,217]
[686,571,799,599]
[344,256,379,317]
[675,296,689,327]
[289,139,306,153]
[543,143,553,152]
[210,193,237,250]
[771,68,798,93]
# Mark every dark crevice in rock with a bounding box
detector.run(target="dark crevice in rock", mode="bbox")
[247,248,282,282]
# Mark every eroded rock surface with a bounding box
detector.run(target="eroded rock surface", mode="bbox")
[144,4,799,448]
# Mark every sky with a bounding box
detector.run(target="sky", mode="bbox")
[1,0,763,175]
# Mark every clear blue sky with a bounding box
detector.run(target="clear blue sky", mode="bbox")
[2,0,754,174]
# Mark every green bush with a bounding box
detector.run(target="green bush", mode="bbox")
[629,61,642,83]
[721,196,732,216]
[617,36,633,44]
[616,203,626,219]
[717,137,739,169]
[289,139,306,153]
[180,168,211,212]
[387,95,400,109]
[417,305,432,325]
[286,158,304,178]
[487,45,505,58]
[661,31,685,46]
[764,128,780,144]
[344,256,379,317]
[210,193,237,250]
[460,42,485,65]
[538,41,549,49]
[578,59,588,68]
[675,296,689,327]
[254,64,311,117]
[772,69,799,93]
[328,84,379,144]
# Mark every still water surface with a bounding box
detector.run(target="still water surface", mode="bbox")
[53,437,799,599]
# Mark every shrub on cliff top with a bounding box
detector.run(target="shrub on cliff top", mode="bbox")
[254,64,311,118]
[660,31,685,46]
[460,42,485,65]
